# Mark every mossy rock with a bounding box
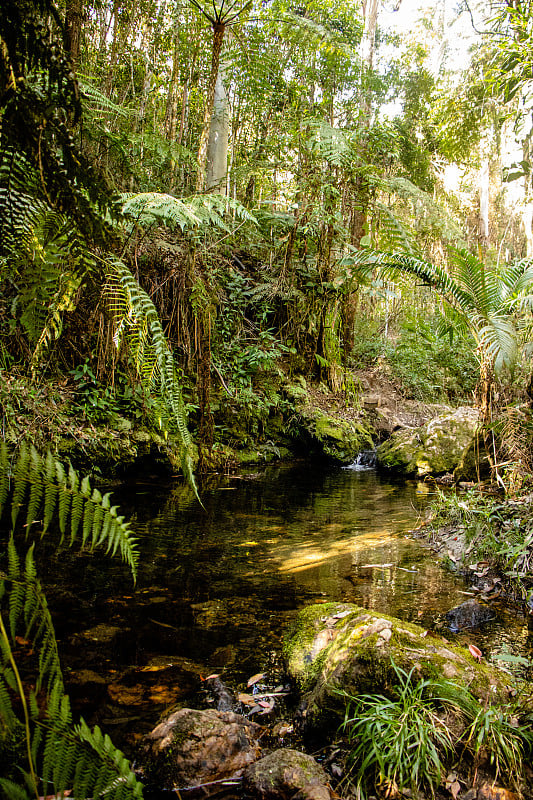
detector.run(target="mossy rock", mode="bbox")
[283,603,518,731]
[297,408,374,464]
[376,407,480,476]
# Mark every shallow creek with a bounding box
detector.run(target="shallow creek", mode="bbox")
[40,460,533,753]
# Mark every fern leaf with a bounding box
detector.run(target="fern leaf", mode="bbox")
[0,442,10,518]
[105,257,198,494]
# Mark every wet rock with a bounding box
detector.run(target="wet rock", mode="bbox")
[243,749,332,800]
[141,707,262,791]
[204,675,237,711]
[445,599,494,632]
[477,781,519,800]
[376,407,480,477]
[288,392,374,465]
[283,603,515,732]
[75,623,124,644]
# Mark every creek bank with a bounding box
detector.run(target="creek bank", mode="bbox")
[414,491,533,614]
[136,601,532,800]
[3,370,477,476]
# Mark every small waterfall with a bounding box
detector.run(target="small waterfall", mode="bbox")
[343,449,377,471]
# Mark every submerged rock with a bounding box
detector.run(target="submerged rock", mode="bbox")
[243,749,332,800]
[445,599,495,632]
[283,602,515,732]
[141,707,262,791]
[376,406,480,477]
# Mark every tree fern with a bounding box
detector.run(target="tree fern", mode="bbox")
[118,191,256,235]
[105,257,197,490]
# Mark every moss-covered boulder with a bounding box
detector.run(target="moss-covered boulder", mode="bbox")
[290,389,374,464]
[243,749,332,800]
[376,407,480,476]
[283,603,515,731]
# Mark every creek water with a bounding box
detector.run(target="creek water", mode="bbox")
[41,460,533,753]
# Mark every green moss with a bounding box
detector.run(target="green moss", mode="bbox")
[284,603,519,731]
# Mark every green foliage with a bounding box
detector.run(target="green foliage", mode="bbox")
[0,442,142,798]
[119,191,257,235]
[388,315,478,402]
[0,545,143,799]
[0,0,113,242]
[0,441,138,576]
[461,701,533,782]
[430,489,533,586]
[349,247,533,396]
[105,257,197,488]
[339,660,533,798]
[0,150,95,371]
[339,662,457,797]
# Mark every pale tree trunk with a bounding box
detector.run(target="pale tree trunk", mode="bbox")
[343,0,379,361]
[479,156,490,248]
[166,36,181,140]
[206,69,230,194]
[196,22,225,192]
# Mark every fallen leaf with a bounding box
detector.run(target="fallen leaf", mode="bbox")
[237,692,256,706]
[247,672,265,687]
[468,644,483,662]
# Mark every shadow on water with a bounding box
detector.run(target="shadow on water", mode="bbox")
[35,460,533,751]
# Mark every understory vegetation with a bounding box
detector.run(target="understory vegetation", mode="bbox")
[2,0,533,796]
[340,660,533,798]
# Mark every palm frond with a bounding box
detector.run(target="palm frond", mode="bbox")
[477,314,518,373]
[347,249,476,311]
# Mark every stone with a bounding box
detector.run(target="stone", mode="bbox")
[477,783,519,800]
[283,603,516,732]
[445,599,495,632]
[243,749,331,800]
[142,707,262,790]
[376,407,481,476]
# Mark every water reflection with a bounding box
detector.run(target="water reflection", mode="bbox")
[37,461,532,746]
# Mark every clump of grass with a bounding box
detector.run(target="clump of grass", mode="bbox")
[338,660,533,798]
[338,662,457,798]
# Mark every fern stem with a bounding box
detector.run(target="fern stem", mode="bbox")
[0,610,39,799]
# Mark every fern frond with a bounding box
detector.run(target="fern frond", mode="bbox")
[105,257,197,492]
[4,443,138,578]
[306,118,356,169]
[0,149,94,371]
[118,191,256,236]
[0,544,143,800]
[374,201,419,256]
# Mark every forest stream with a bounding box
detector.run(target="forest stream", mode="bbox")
[38,460,533,759]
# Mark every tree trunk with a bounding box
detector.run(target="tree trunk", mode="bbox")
[206,69,229,194]
[64,0,83,70]
[196,22,226,192]
[479,156,490,249]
